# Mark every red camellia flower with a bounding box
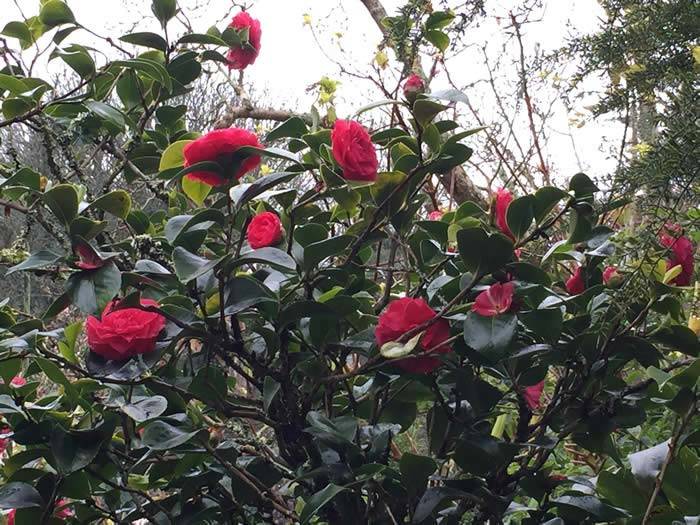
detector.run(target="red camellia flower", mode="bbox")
[494,188,514,240]
[428,210,443,221]
[0,426,10,456]
[86,299,166,361]
[375,297,452,374]
[523,380,545,411]
[9,376,26,387]
[602,266,621,286]
[247,211,283,249]
[331,119,379,182]
[566,267,586,295]
[403,73,425,101]
[472,282,515,317]
[183,128,262,187]
[659,227,694,286]
[226,11,262,70]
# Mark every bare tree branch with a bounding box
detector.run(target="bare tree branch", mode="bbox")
[214,106,311,129]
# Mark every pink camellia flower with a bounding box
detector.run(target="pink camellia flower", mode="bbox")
[565,267,586,295]
[602,266,621,286]
[183,128,262,187]
[226,11,262,70]
[659,227,694,286]
[403,73,425,101]
[523,380,545,411]
[86,299,166,361]
[375,297,452,374]
[9,376,26,387]
[428,210,443,221]
[472,282,515,317]
[331,119,379,182]
[494,188,514,240]
[247,212,283,249]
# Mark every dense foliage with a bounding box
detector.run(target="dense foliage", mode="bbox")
[0,1,698,524]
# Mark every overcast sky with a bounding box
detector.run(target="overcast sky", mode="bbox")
[6,0,621,186]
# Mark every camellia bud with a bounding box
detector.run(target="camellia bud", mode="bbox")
[403,73,425,103]
[602,266,623,288]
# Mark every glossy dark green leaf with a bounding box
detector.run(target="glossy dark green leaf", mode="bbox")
[463,312,517,360]
[234,247,297,273]
[5,251,62,275]
[299,484,347,525]
[232,172,298,210]
[413,99,448,126]
[266,117,310,142]
[84,190,131,219]
[400,453,436,499]
[142,420,198,450]
[151,0,177,27]
[534,186,568,224]
[304,235,354,271]
[66,261,122,314]
[122,396,168,422]
[43,184,79,225]
[172,247,226,283]
[506,195,534,240]
[119,32,168,51]
[39,1,76,27]
[0,482,42,509]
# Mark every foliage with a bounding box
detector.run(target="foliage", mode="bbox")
[0,1,698,524]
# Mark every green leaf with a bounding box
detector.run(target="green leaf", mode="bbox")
[2,21,33,47]
[233,247,297,273]
[5,250,62,275]
[300,484,347,525]
[66,261,122,314]
[151,0,178,27]
[122,396,168,422]
[85,190,131,219]
[43,183,79,225]
[119,32,168,52]
[266,117,309,142]
[463,312,517,360]
[2,98,31,119]
[425,30,449,52]
[457,228,513,274]
[0,482,42,510]
[552,495,629,521]
[112,58,172,92]
[50,427,104,474]
[373,170,408,206]
[53,45,95,78]
[304,235,354,271]
[181,175,212,205]
[534,186,568,224]
[159,140,192,170]
[569,172,598,201]
[172,247,226,283]
[425,11,455,30]
[39,1,76,27]
[0,73,29,95]
[400,453,437,499]
[142,420,198,450]
[231,172,298,210]
[413,99,448,126]
[177,33,227,46]
[84,100,125,132]
[506,195,534,241]
[263,376,281,412]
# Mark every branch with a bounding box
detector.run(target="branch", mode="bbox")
[214,106,311,130]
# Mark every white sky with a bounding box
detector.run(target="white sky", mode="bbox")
[5,0,622,187]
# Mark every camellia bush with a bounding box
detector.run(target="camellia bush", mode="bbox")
[0,2,698,524]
